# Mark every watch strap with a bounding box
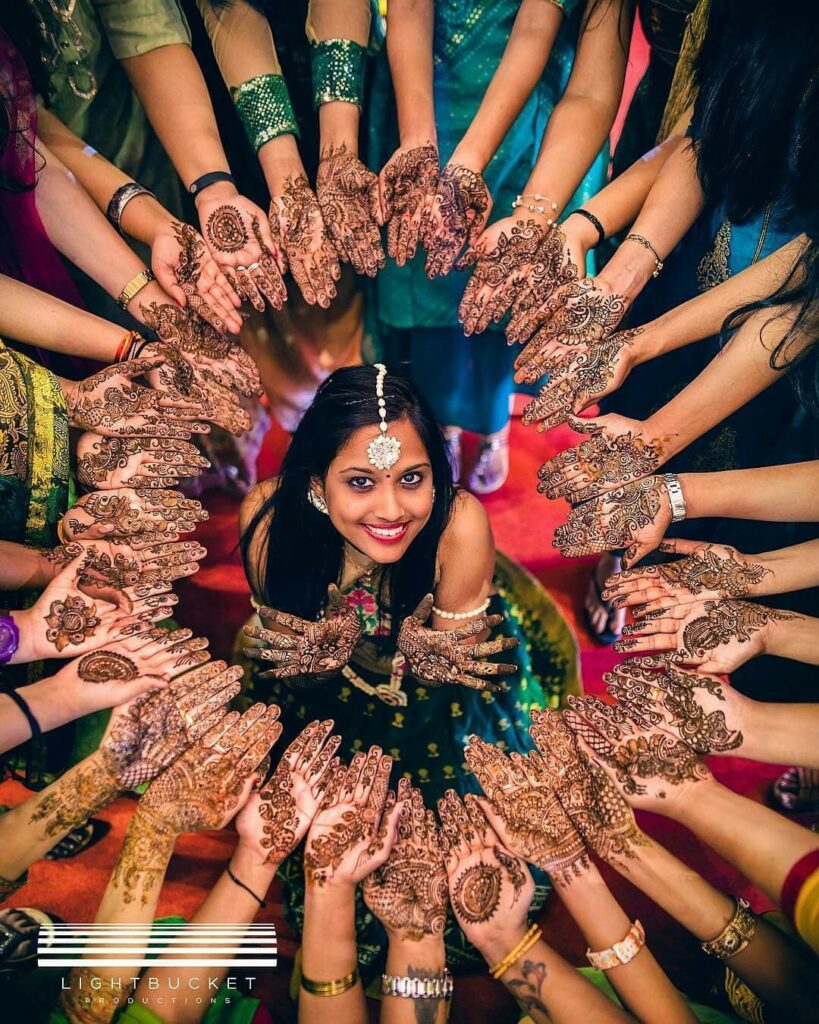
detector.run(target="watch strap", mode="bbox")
[381,971,453,999]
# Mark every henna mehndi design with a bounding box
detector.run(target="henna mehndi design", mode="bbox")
[554,477,666,560]
[423,163,491,279]
[44,596,101,652]
[316,143,384,277]
[206,205,249,253]
[382,144,439,266]
[269,175,338,306]
[77,650,139,683]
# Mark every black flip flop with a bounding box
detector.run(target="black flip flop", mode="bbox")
[44,818,110,860]
[0,908,57,976]
[583,574,622,646]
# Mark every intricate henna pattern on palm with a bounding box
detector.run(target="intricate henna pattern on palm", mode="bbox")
[304,747,399,886]
[363,785,448,939]
[243,585,362,680]
[464,736,588,883]
[505,228,580,345]
[238,719,341,865]
[459,218,554,336]
[397,595,517,692]
[166,221,239,332]
[553,477,668,564]
[522,330,639,433]
[76,434,210,490]
[603,660,743,755]
[63,488,207,541]
[513,278,626,384]
[529,709,645,865]
[316,143,384,277]
[438,790,532,942]
[538,419,668,504]
[564,696,712,798]
[381,144,439,266]
[269,175,340,307]
[65,357,206,439]
[422,163,491,278]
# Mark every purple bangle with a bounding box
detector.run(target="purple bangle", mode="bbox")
[0,616,20,664]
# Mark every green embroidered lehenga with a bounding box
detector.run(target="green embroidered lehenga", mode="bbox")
[237,549,581,972]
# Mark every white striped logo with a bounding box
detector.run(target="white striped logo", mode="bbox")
[37,923,278,968]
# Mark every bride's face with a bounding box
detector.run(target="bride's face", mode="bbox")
[316,417,435,564]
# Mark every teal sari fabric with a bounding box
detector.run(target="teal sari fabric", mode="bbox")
[367,0,609,433]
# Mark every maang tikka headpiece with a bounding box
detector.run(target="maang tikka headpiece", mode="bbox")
[366,363,401,471]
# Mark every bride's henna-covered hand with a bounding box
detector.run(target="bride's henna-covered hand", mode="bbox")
[505,227,579,346]
[269,175,340,307]
[379,143,439,266]
[243,585,362,680]
[61,488,208,542]
[522,329,641,434]
[152,220,243,334]
[316,143,384,278]
[397,595,518,692]
[614,597,799,673]
[458,217,554,337]
[603,659,744,757]
[603,541,772,619]
[63,357,209,440]
[438,790,533,951]
[512,277,627,385]
[421,162,492,279]
[537,413,672,505]
[304,746,404,887]
[464,735,588,883]
[553,476,673,567]
[235,719,341,866]
[529,708,645,865]
[363,783,448,940]
[40,538,206,589]
[197,193,287,312]
[139,302,263,400]
[76,433,210,490]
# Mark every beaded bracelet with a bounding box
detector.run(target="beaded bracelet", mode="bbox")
[431,598,491,620]
[311,38,366,109]
[624,232,664,277]
[586,920,645,970]
[232,73,300,151]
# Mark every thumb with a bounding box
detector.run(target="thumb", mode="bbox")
[411,593,434,623]
[659,538,707,556]
[565,412,607,435]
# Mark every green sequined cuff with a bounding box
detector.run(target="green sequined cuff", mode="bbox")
[311,38,367,110]
[231,73,300,152]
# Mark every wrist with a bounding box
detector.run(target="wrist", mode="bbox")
[121,195,175,246]
[596,249,655,304]
[194,179,239,211]
[398,129,438,150]
[448,142,487,175]
[628,320,665,366]
[319,103,360,154]
[128,280,175,322]
[385,931,446,964]
[258,134,305,193]
[472,925,528,967]
[231,842,280,884]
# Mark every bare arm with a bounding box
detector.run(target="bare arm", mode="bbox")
[680,461,819,523]
[385,0,435,149]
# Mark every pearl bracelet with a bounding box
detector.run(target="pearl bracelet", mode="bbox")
[431,597,491,620]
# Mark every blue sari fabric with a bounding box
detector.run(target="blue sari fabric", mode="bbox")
[367,0,608,434]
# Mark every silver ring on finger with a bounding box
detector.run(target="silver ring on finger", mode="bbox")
[246,262,261,272]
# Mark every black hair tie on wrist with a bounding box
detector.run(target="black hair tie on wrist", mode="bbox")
[6,689,42,742]
[227,865,265,908]
[568,208,606,247]
[189,170,236,197]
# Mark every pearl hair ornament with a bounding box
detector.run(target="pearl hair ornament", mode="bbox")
[367,363,402,471]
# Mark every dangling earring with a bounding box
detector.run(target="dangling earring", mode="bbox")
[307,488,329,515]
[432,486,437,501]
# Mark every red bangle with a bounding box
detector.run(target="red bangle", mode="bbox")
[781,849,819,921]
[114,330,138,362]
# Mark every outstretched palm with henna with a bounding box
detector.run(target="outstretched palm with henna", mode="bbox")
[397,595,518,692]
[243,585,362,679]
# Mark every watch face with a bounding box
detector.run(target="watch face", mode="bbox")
[0,618,19,661]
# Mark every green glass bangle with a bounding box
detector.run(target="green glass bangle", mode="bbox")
[231,73,299,151]
[311,38,366,110]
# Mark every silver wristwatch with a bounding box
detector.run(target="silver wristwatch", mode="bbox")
[381,971,454,999]
[661,473,687,522]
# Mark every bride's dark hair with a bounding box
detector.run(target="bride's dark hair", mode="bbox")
[241,365,456,635]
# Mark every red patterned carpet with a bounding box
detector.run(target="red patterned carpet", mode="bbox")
[1,411,790,1021]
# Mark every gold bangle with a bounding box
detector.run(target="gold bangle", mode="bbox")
[489,924,542,980]
[301,967,359,996]
[116,268,154,310]
[56,516,70,545]
[701,897,757,960]
[624,233,664,277]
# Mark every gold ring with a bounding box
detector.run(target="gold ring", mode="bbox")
[649,687,661,700]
